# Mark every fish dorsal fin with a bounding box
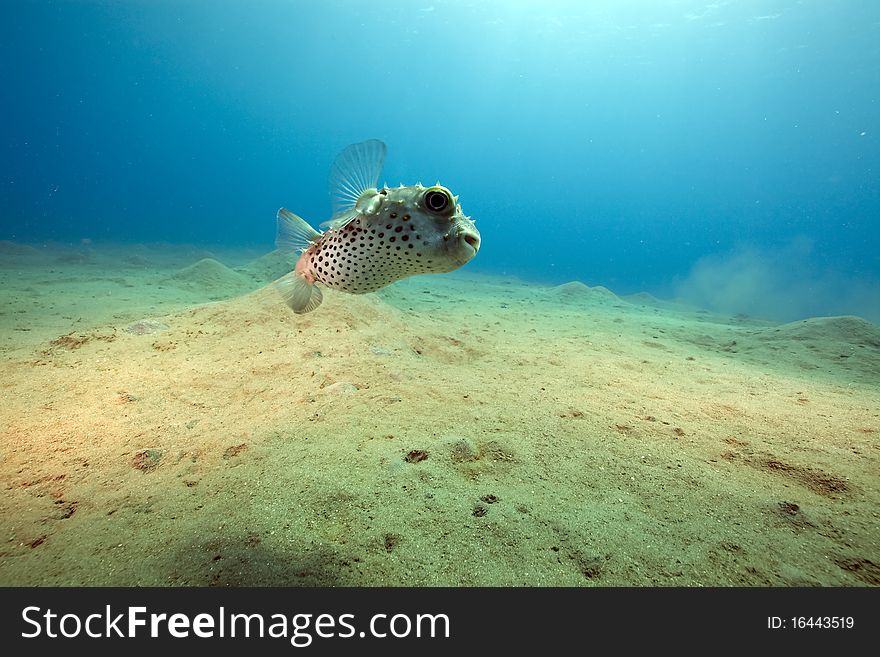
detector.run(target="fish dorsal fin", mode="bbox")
[328,139,387,215]
[276,208,321,259]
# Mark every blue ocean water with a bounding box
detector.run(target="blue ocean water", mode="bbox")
[2,0,878,321]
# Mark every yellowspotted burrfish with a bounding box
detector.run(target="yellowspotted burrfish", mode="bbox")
[273,139,480,313]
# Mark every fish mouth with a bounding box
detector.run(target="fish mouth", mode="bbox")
[458,230,480,258]
[463,232,480,252]
[446,228,480,266]
[452,238,479,266]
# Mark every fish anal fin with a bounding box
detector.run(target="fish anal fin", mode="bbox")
[273,272,324,314]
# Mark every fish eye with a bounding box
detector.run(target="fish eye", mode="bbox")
[424,188,451,214]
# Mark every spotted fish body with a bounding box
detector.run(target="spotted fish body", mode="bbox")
[274,140,480,313]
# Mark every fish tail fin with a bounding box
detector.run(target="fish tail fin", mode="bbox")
[276,208,321,259]
[273,271,324,314]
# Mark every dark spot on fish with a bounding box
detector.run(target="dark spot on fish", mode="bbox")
[390,236,396,242]
[402,235,409,241]
[403,214,411,220]
[378,232,384,238]
[390,212,397,218]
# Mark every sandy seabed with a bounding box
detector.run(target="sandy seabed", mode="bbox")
[1,240,878,586]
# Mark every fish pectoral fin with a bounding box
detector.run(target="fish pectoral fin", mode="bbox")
[319,209,360,231]
[328,139,387,215]
[273,272,324,314]
[276,208,322,260]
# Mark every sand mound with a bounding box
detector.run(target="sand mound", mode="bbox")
[767,316,880,347]
[683,315,880,385]
[0,240,42,257]
[625,291,663,306]
[548,281,621,303]
[53,250,93,264]
[238,249,292,284]
[169,258,253,291]
[121,254,152,268]
[750,316,880,383]
[184,248,220,262]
